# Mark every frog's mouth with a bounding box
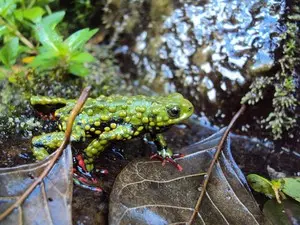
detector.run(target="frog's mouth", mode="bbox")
[179,100,194,121]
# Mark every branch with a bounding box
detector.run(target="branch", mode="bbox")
[0,86,91,222]
[0,17,36,51]
[188,104,246,224]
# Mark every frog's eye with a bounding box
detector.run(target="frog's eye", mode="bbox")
[167,106,180,118]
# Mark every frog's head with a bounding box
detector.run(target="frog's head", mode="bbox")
[150,93,194,127]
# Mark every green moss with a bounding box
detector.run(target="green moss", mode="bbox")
[242,22,299,140]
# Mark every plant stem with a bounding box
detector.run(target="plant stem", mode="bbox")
[0,17,36,51]
[188,104,246,225]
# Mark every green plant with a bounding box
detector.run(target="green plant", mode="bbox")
[242,22,299,140]
[247,174,300,204]
[30,11,98,76]
[0,0,98,77]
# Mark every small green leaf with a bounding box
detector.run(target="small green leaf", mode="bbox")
[30,52,60,70]
[13,9,23,21]
[0,25,8,38]
[34,12,65,52]
[68,63,89,77]
[279,177,300,203]
[42,11,65,29]
[23,7,45,23]
[0,37,19,68]
[64,28,98,51]
[0,0,17,17]
[247,174,275,198]
[70,52,95,63]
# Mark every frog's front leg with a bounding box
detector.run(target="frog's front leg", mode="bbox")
[151,133,183,171]
[84,124,134,171]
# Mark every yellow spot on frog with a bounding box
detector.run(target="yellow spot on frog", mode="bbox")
[157,116,162,122]
[93,141,100,148]
[90,127,95,132]
[100,140,108,145]
[137,126,144,131]
[136,112,142,118]
[125,116,131,122]
[149,122,155,126]
[119,111,127,117]
[95,130,101,135]
[157,122,164,126]
[86,152,93,157]
[94,121,100,126]
[110,123,117,129]
[121,105,127,110]
[142,117,149,123]
[101,115,109,121]
[152,108,159,114]
[109,106,116,113]
[135,106,146,112]
[116,134,122,140]
[91,148,98,154]
[104,127,110,132]
[85,125,91,130]
[87,109,93,116]
[134,131,140,136]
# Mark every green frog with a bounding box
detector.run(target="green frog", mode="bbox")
[31,93,194,171]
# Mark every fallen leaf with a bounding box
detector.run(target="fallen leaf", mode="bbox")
[263,199,300,225]
[109,129,269,225]
[0,145,73,225]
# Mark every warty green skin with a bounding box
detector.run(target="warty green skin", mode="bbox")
[31,93,194,171]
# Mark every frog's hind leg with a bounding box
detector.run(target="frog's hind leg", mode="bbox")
[83,139,109,171]
[32,131,65,160]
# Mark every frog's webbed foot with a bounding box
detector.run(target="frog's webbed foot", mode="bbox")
[150,133,184,171]
[73,154,108,192]
[150,149,184,171]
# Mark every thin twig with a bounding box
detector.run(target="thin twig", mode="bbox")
[0,17,36,51]
[188,104,246,224]
[0,86,91,222]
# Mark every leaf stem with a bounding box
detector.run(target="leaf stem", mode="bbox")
[188,104,246,225]
[0,86,91,222]
[0,17,36,51]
